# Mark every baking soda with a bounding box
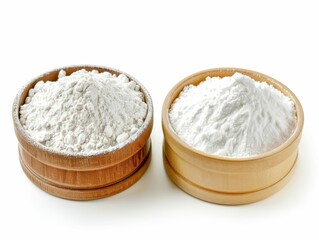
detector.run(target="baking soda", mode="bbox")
[19,69,147,154]
[169,73,297,157]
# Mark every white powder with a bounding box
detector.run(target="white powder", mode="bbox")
[19,69,148,154]
[169,73,297,157]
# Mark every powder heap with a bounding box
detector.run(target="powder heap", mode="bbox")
[169,73,297,157]
[20,69,147,154]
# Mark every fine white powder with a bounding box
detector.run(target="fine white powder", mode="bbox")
[20,69,147,154]
[169,73,297,157]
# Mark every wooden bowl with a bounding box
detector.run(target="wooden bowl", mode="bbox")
[162,68,304,205]
[13,65,153,200]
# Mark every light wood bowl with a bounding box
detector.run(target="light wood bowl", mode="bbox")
[13,65,153,200]
[162,68,304,205]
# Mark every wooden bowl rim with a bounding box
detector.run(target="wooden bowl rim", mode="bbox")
[162,67,304,162]
[12,65,153,158]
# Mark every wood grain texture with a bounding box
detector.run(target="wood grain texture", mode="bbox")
[13,65,153,200]
[18,140,151,189]
[162,68,304,205]
[163,152,297,205]
[20,147,151,200]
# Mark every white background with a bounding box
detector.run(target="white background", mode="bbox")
[1,0,318,239]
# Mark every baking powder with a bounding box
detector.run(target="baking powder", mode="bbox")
[169,73,296,157]
[20,69,147,154]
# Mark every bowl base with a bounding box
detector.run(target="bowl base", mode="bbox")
[20,144,151,201]
[163,149,297,205]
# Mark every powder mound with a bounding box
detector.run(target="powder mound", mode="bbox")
[169,73,297,158]
[20,69,147,154]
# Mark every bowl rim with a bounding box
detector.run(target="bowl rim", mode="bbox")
[12,64,153,158]
[162,67,304,162]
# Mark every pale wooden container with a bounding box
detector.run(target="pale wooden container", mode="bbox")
[13,66,153,200]
[162,68,304,205]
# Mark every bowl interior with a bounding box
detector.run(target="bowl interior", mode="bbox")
[13,65,153,158]
[163,68,304,161]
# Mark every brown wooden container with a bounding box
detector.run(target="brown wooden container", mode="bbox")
[162,68,304,205]
[13,65,153,200]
